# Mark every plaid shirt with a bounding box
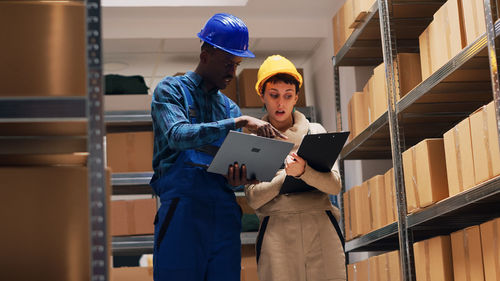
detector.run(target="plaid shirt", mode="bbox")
[151,71,241,182]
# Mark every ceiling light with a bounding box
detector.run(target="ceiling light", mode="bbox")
[102,0,248,7]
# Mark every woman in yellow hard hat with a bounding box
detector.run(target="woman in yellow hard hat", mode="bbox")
[244,55,346,281]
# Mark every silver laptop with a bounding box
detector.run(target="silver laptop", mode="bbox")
[207,131,293,182]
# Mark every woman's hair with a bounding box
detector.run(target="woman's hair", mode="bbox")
[261,73,300,95]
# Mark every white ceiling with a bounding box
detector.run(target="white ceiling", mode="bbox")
[103,0,342,53]
[102,0,343,77]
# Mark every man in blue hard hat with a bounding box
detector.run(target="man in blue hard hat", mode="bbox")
[150,13,285,281]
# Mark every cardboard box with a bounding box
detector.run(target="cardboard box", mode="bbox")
[347,263,355,281]
[359,181,373,234]
[396,53,422,98]
[402,145,419,213]
[350,0,376,28]
[443,118,476,196]
[106,131,154,173]
[104,94,152,112]
[413,236,454,281]
[369,255,381,281]
[461,0,486,45]
[343,190,353,241]
[384,168,398,225]
[363,54,421,123]
[111,267,153,281]
[403,139,449,213]
[387,250,401,281]
[419,0,466,79]
[241,245,259,281]
[451,226,485,281]
[347,91,369,139]
[1,166,92,281]
[347,259,369,281]
[350,185,365,238]
[378,252,401,281]
[333,0,355,55]
[238,68,306,108]
[479,217,500,281]
[221,76,238,104]
[370,63,389,121]
[368,175,387,230]
[0,1,86,97]
[470,101,500,185]
[111,198,156,236]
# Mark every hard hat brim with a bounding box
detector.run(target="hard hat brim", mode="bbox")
[198,34,255,58]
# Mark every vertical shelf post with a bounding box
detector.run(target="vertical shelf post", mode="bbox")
[484,0,500,148]
[333,60,347,261]
[377,0,415,280]
[86,0,108,280]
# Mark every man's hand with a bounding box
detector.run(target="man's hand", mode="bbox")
[285,152,306,177]
[235,116,287,139]
[226,162,260,186]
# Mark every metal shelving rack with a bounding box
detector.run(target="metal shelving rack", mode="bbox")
[334,1,500,281]
[0,1,107,280]
[106,106,315,255]
[86,1,109,280]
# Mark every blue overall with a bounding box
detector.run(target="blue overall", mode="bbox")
[151,85,242,281]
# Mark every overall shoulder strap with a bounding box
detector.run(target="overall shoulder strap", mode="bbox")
[178,79,197,124]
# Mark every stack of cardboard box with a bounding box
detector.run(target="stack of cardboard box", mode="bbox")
[107,131,154,173]
[419,0,486,79]
[347,250,401,281]
[332,0,376,55]
[402,139,449,213]
[347,54,421,140]
[344,171,398,239]
[443,100,500,198]
[412,216,500,281]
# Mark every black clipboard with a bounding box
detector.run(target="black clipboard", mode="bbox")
[279,131,350,194]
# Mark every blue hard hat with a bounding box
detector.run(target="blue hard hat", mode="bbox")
[197,13,255,58]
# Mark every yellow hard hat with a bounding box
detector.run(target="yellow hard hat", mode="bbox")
[255,55,303,96]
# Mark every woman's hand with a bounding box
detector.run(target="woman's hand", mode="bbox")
[284,152,306,177]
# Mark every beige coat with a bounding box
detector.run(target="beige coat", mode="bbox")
[245,111,346,281]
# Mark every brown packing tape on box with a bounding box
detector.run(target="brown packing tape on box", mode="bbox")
[444,118,475,196]
[416,139,449,208]
[368,175,387,230]
[414,236,454,281]
[343,190,352,241]
[419,25,434,80]
[486,102,500,176]
[451,226,485,281]
[433,0,466,71]
[403,146,418,213]
[480,218,500,281]
[361,180,374,234]
[470,102,500,185]
[461,0,486,46]
[388,250,401,281]
[383,253,391,281]
[384,168,398,224]
[369,255,379,281]
[352,185,365,238]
